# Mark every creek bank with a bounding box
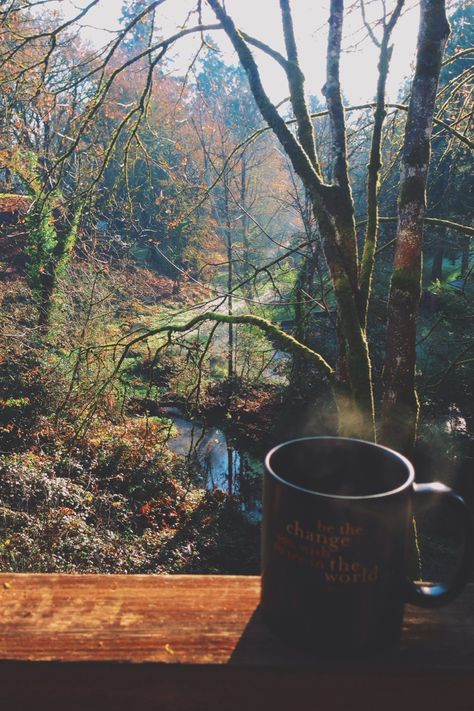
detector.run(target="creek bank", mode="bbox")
[128,379,339,462]
[194,381,287,456]
[128,383,288,455]
[163,411,262,522]
[127,385,275,521]
[196,381,340,454]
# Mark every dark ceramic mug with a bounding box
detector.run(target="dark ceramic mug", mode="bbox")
[261,437,474,654]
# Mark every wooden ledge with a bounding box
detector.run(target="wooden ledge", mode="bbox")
[1,574,473,710]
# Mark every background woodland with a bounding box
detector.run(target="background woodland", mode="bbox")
[0,0,472,574]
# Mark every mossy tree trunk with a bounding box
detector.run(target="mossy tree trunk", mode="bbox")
[27,190,84,331]
[206,0,449,447]
[380,0,450,452]
[207,0,376,439]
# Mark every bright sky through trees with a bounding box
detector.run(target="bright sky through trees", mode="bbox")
[61,0,421,103]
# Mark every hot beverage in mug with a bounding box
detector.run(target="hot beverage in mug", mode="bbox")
[261,437,473,653]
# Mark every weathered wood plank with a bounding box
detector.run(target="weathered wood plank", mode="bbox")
[1,574,473,669]
[1,575,474,710]
[0,574,259,663]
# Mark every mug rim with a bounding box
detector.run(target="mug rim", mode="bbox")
[265,436,415,500]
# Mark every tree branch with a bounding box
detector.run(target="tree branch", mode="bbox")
[360,216,474,237]
[323,0,352,198]
[441,47,474,66]
[240,32,291,72]
[321,0,360,306]
[113,313,335,381]
[279,0,320,172]
[205,0,327,198]
[359,0,404,325]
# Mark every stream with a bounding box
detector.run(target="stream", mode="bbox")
[149,397,470,526]
[162,408,262,521]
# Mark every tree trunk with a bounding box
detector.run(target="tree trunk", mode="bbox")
[431,227,445,281]
[37,273,55,331]
[290,246,318,394]
[380,0,450,453]
[207,0,375,440]
[359,0,404,327]
[240,156,252,298]
[460,234,470,278]
[316,0,375,439]
[224,182,234,390]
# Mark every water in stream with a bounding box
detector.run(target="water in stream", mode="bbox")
[163,408,262,521]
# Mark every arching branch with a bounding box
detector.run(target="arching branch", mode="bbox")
[359,216,474,238]
[114,313,335,380]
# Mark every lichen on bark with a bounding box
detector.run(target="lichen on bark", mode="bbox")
[381,0,450,453]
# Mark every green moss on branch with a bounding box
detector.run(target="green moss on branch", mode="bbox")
[118,312,335,380]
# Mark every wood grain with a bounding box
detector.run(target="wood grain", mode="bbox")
[0,574,473,710]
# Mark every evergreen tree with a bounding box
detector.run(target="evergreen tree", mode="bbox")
[119,0,155,54]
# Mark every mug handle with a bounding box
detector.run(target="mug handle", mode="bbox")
[406,482,474,608]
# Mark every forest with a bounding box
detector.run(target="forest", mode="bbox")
[0,0,472,575]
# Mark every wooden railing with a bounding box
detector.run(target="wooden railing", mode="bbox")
[1,574,473,710]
